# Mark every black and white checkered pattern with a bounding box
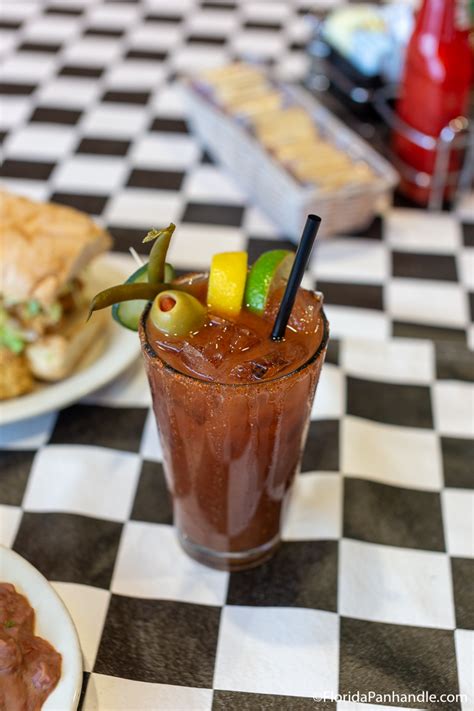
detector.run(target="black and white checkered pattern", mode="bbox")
[1,339,473,709]
[1,0,473,347]
[1,0,473,709]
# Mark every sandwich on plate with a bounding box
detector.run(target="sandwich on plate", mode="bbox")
[0,191,112,400]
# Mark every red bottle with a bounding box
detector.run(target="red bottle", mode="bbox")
[392,0,472,204]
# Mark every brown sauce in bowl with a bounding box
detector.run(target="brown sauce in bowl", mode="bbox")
[0,583,62,711]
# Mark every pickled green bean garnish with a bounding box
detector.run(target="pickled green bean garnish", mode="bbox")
[89,223,201,333]
[144,223,176,285]
[88,282,180,319]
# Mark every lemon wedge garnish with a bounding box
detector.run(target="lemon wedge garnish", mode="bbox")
[207,251,248,317]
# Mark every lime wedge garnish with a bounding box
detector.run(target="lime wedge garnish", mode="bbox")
[245,250,294,314]
[112,262,175,331]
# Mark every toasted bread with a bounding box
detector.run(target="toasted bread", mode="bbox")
[0,347,34,400]
[1,191,112,306]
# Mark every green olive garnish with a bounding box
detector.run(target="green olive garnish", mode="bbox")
[150,290,206,337]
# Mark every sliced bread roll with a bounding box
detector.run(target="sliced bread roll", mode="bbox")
[1,191,112,307]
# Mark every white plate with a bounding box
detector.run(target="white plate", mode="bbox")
[0,546,82,711]
[0,253,141,425]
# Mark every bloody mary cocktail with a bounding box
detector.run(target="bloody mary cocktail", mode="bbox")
[140,275,328,570]
[89,221,329,571]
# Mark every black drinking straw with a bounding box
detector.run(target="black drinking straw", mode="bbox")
[271,214,322,341]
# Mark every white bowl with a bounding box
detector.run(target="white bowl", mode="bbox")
[0,546,82,711]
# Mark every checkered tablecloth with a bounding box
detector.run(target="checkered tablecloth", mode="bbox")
[1,0,473,709]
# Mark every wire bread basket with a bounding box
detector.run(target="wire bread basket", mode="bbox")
[183,75,398,239]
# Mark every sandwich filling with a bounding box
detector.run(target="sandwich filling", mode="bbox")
[0,278,85,354]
